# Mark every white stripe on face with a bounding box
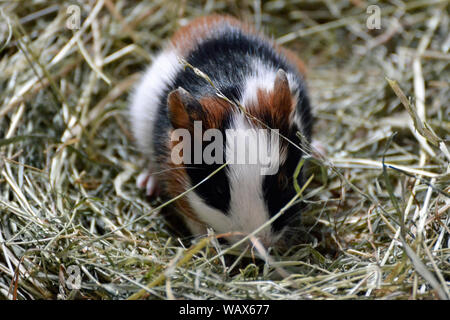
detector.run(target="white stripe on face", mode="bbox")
[225,114,277,243]
[184,113,287,245]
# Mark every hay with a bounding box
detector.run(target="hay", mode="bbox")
[0,0,448,300]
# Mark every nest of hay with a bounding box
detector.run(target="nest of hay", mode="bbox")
[0,0,448,300]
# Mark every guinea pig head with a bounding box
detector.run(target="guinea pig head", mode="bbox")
[166,70,308,247]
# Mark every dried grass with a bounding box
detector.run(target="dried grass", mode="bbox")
[0,0,448,300]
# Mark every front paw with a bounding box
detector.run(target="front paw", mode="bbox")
[136,171,160,199]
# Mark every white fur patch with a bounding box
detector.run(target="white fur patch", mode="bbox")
[226,114,274,243]
[187,192,233,235]
[129,49,182,160]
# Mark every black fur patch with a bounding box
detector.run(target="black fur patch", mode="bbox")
[263,128,306,233]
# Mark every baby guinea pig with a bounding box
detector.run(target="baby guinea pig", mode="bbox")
[129,15,313,247]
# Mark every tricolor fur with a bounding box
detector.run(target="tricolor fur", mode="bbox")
[129,15,312,246]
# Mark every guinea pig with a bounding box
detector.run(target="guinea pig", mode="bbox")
[129,15,312,247]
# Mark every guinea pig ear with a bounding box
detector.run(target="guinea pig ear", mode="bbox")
[168,87,204,129]
[272,69,292,115]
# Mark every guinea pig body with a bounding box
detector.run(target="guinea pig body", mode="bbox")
[129,15,312,246]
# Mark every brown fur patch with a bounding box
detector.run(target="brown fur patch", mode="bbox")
[164,160,203,224]
[272,70,292,114]
[198,96,233,129]
[167,89,191,129]
[245,86,295,132]
[157,129,203,225]
[168,87,233,131]
[170,14,255,56]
